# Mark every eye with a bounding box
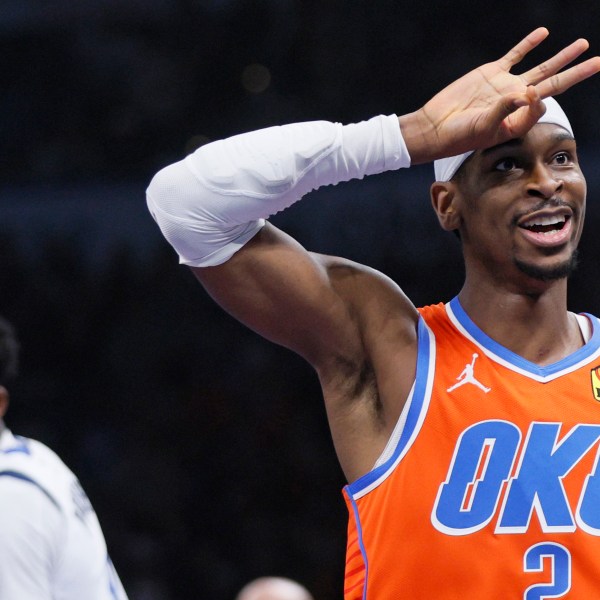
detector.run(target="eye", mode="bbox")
[553,151,571,166]
[494,157,518,172]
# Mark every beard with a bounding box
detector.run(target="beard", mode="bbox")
[514,249,579,282]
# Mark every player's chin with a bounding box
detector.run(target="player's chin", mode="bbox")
[514,249,579,283]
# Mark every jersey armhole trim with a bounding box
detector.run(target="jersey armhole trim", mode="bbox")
[345,316,436,499]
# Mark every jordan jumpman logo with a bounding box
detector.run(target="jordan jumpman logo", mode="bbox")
[447,353,491,393]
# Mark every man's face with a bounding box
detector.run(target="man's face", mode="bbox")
[454,123,586,290]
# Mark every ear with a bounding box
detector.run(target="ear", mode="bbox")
[0,386,8,420]
[430,181,462,232]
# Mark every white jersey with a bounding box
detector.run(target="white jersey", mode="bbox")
[0,428,128,600]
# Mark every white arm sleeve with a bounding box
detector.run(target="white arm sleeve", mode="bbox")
[146,114,410,267]
[0,477,63,600]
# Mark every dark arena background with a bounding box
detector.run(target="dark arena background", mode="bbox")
[2,2,600,598]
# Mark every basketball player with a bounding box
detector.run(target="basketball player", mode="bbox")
[0,317,129,599]
[236,576,314,600]
[147,28,600,597]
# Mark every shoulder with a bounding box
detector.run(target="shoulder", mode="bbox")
[0,469,64,549]
[317,253,415,304]
[1,434,73,478]
[0,433,79,513]
[0,467,63,518]
[316,253,419,343]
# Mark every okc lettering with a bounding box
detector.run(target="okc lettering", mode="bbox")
[432,420,600,536]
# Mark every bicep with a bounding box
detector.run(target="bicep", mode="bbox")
[0,478,62,599]
[193,222,359,365]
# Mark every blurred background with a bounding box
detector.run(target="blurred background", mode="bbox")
[2,2,600,598]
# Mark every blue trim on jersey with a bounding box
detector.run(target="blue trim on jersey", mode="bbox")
[346,316,432,496]
[1,435,30,455]
[449,296,600,377]
[0,470,62,512]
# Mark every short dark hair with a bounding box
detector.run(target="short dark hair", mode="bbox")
[0,317,19,387]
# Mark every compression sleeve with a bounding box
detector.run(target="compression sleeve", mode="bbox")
[146,114,410,267]
[0,476,63,600]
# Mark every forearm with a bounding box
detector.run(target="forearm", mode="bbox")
[146,114,410,267]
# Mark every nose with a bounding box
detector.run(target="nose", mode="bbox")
[526,162,563,199]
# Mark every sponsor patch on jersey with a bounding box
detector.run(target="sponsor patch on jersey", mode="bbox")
[591,365,600,401]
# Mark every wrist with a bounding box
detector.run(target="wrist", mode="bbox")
[398,110,437,165]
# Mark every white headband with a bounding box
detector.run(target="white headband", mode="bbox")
[433,97,573,182]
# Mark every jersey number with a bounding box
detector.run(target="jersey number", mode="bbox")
[523,543,571,599]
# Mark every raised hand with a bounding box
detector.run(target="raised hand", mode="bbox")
[400,27,600,164]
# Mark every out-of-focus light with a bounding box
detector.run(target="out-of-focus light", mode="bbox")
[241,63,271,94]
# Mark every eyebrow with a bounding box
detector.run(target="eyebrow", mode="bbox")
[481,131,576,156]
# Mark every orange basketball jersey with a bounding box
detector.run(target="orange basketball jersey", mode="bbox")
[343,298,600,599]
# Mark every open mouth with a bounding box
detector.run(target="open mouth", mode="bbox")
[518,213,571,235]
[516,209,574,248]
